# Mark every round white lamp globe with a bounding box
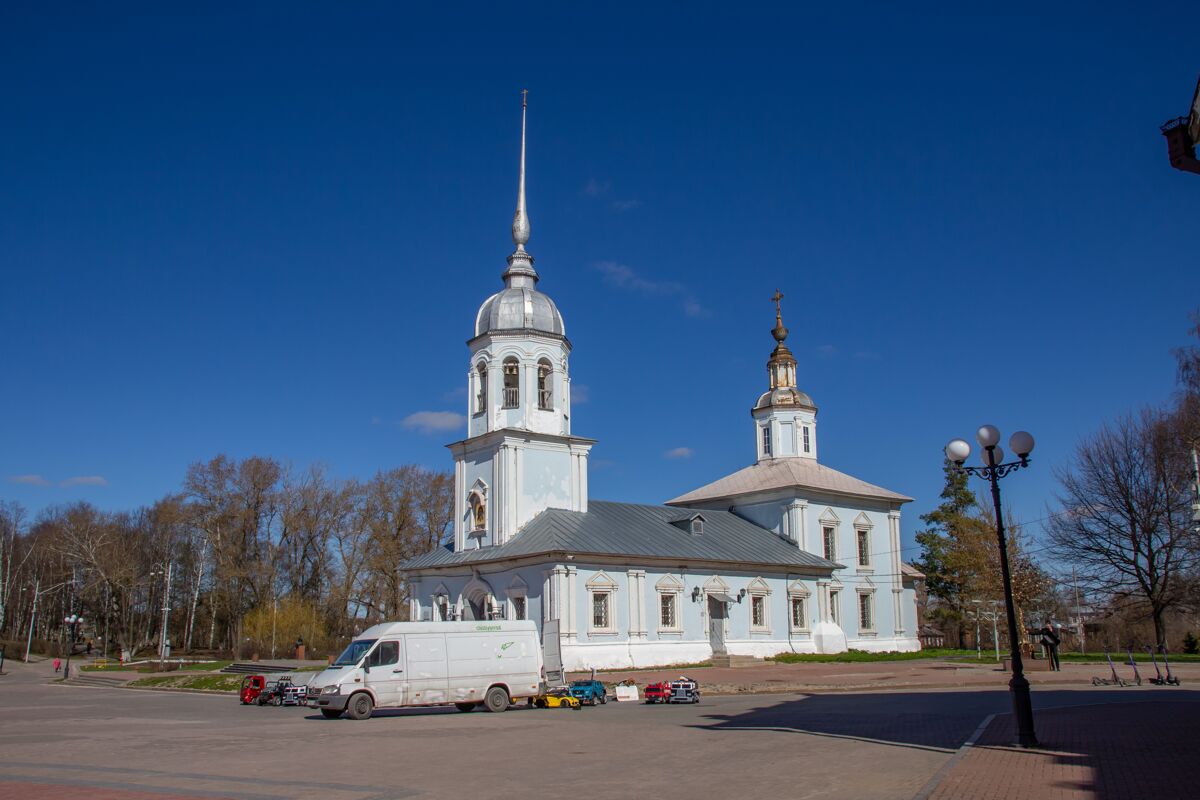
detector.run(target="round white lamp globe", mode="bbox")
[976,424,1001,448]
[1009,430,1035,458]
[945,439,972,464]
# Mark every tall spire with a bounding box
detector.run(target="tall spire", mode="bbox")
[503,89,538,289]
[767,289,797,390]
[512,89,531,251]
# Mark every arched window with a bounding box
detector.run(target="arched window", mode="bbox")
[537,359,553,410]
[502,358,520,409]
[475,362,488,413]
[469,492,486,531]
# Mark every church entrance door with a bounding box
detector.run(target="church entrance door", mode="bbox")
[465,595,486,621]
[707,596,727,655]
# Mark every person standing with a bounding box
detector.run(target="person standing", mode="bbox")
[1040,624,1062,671]
[53,657,61,673]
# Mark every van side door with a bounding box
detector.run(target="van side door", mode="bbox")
[406,633,449,705]
[364,639,405,708]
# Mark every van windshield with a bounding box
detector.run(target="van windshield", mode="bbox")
[333,639,377,667]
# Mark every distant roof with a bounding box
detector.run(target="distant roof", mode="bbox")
[401,500,839,572]
[667,458,912,506]
[901,563,925,579]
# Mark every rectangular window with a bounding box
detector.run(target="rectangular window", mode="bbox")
[790,596,807,630]
[751,595,766,629]
[823,527,836,561]
[829,590,840,625]
[591,591,611,630]
[762,425,772,457]
[660,593,677,629]
[512,596,526,621]
[368,640,400,667]
[859,593,874,631]
[803,426,811,453]
[857,529,870,567]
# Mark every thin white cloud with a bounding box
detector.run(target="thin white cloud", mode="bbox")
[10,474,50,487]
[583,178,610,197]
[664,447,694,460]
[592,261,707,317]
[401,411,467,434]
[572,384,590,404]
[815,344,837,357]
[612,199,642,212]
[61,476,108,487]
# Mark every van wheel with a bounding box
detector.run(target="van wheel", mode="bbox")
[346,693,374,720]
[320,709,342,719]
[483,686,510,713]
[455,702,476,713]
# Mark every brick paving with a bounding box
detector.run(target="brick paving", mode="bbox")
[928,699,1195,800]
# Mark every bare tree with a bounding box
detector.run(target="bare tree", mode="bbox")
[1049,410,1199,647]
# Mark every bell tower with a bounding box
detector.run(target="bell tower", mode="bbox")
[751,290,818,462]
[448,92,594,553]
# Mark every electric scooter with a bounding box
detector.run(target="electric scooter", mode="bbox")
[1092,648,1127,686]
[1125,647,1142,686]
[1158,645,1182,686]
[1148,645,1168,686]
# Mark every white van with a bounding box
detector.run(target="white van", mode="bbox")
[311,620,543,720]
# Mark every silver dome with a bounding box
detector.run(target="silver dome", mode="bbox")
[474,287,565,338]
[755,387,816,410]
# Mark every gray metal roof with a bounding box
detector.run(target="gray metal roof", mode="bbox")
[401,500,839,572]
[475,286,565,338]
[668,458,912,506]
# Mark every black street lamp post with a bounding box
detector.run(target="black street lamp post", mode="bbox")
[62,613,83,681]
[945,425,1038,748]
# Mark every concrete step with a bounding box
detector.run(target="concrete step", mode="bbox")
[68,672,129,687]
[220,662,294,674]
[711,654,766,669]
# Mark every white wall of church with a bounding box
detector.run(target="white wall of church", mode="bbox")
[410,561,919,671]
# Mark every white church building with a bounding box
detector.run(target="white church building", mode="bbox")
[402,99,923,670]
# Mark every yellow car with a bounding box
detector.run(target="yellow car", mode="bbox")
[533,688,582,710]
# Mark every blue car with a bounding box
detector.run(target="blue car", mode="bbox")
[568,680,607,705]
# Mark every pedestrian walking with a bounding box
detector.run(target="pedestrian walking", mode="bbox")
[53,657,61,673]
[1041,624,1061,671]
[86,640,93,656]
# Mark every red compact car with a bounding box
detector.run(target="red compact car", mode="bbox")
[239,675,266,705]
[643,681,671,704]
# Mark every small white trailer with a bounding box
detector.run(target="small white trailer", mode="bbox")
[311,620,544,720]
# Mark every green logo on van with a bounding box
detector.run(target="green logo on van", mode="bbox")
[500,641,514,650]
[475,624,501,631]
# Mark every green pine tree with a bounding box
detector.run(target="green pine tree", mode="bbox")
[915,459,977,604]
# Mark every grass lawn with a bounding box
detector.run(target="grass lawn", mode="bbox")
[769,648,979,664]
[129,674,245,692]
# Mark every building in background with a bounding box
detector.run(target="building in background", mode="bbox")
[401,99,921,669]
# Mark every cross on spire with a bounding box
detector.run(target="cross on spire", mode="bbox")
[772,289,784,321]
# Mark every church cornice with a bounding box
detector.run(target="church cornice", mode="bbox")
[446,427,597,454]
[467,329,572,350]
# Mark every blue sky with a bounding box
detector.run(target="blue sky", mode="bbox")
[2,3,1197,569]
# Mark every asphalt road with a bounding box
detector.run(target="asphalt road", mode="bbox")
[1,662,1194,800]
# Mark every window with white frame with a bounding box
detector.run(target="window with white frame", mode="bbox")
[751,595,767,629]
[858,591,874,632]
[587,572,617,633]
[748,578,771,632]
[591,591,611,630]
[823,526,837,561]
[511,595,527,621]
[790,595,807,630]
[788,582,811,632]
[829,589,841,625]
[857,528,871,567]
[656,575,683,632]
[660,593,677,629]
[802,426,811,453]
[761,425,772,457]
